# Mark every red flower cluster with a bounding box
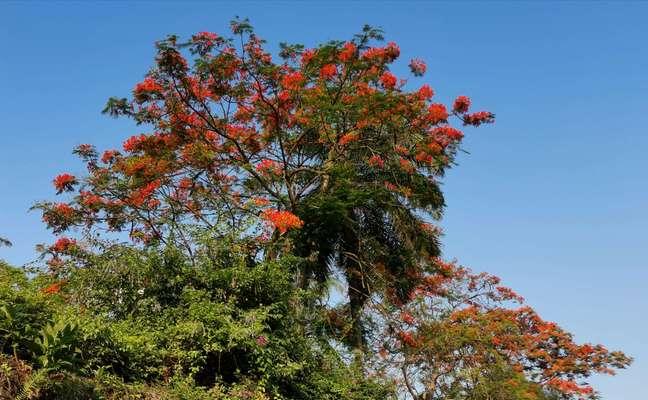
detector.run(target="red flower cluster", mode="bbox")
[368,154,384,168]
[547,379,594,396]
[432,126,464,141]
[495,286,524,302]
[362,42,400,62]
[101,150,119,164]
[399,158,415,173]
[400,311,416,325]
[463,111,495,126]
[123,134,148,152]
[41,281,63,295]
[409,58,427,76]
[417,84,434,100]
[384,42,401,59]
[193,31,218,45]
[452,95,471,113]
[261,209,304,234]
[398,330,419,347]
[256,159,282,175]
[188,76,213,101]
[380,71,398,89]
[281,71,305,90]
[427,103,449,124]
[134,77,163,94]
[392,145,407,155]
[320,64,338,80]
[79,191,104,207]
[253,197,270,207]
[338,42,356,62]
[129,179,161,207]
[339,132,359,146]
[300,49,315,66]
[51,237,76,253]
[53,173,76,194]
[54,203,75,218]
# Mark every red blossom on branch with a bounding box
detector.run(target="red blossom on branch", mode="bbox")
[417,84,434,100]
[50,237,76,253]
[339,132,359,146]
[53,173,77,194]
[319,64,338,80]
[261,209,304,234]
[53,203,75,218]
[368,154,384,168]
[463,111,495,126]
[255,159,282,175]
[409,58,427,76]
[193,31,218,45]
[134,77,163,94]
[427,103,448,124]
[379,71,398,89]
[338,42,356,62]
[41,281,64,295]
[452,95,471,113]
[101,150,119,164]
[281,71,305,90]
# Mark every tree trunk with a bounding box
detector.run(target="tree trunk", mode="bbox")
[342,212,368,356]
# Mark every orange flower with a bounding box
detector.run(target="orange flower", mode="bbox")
[417,84,434,100]
[428,103,448,124]
[398,330,419,347]
[41,281,63,295]
[400,311,416,325]
[338,42,356,62]
[408,58,427,76]
[320,64,338,80]
[368,155,384,168]
[134,77,162,94]
[53,203,75,218]
[253,197,270,206]
[452,95,471,113]
[51,237,76,252]
[256,159,282,175]
[339,132,359,146]
[281,71,305,90]
[53,173,76,194]
[380,71,397,89]
[261,209,304,234]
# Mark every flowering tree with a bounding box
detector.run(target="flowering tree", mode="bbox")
[364,259,631,399]
[35,20,630,399]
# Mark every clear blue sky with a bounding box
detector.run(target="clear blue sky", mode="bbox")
[1,1,646,397]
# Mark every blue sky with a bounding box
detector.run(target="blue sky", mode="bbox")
[1,1,646,397]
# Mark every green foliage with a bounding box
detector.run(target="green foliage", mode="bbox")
[0,240,394,399]
[0,262,54,360]
[32,321,81,372]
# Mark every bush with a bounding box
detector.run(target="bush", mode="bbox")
[0,241,394,399]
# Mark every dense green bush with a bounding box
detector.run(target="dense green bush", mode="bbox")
[0,239,394,400]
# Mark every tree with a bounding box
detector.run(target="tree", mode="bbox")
[366,259,631,399]
[37,20,489,351]
[33,20,630,399]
